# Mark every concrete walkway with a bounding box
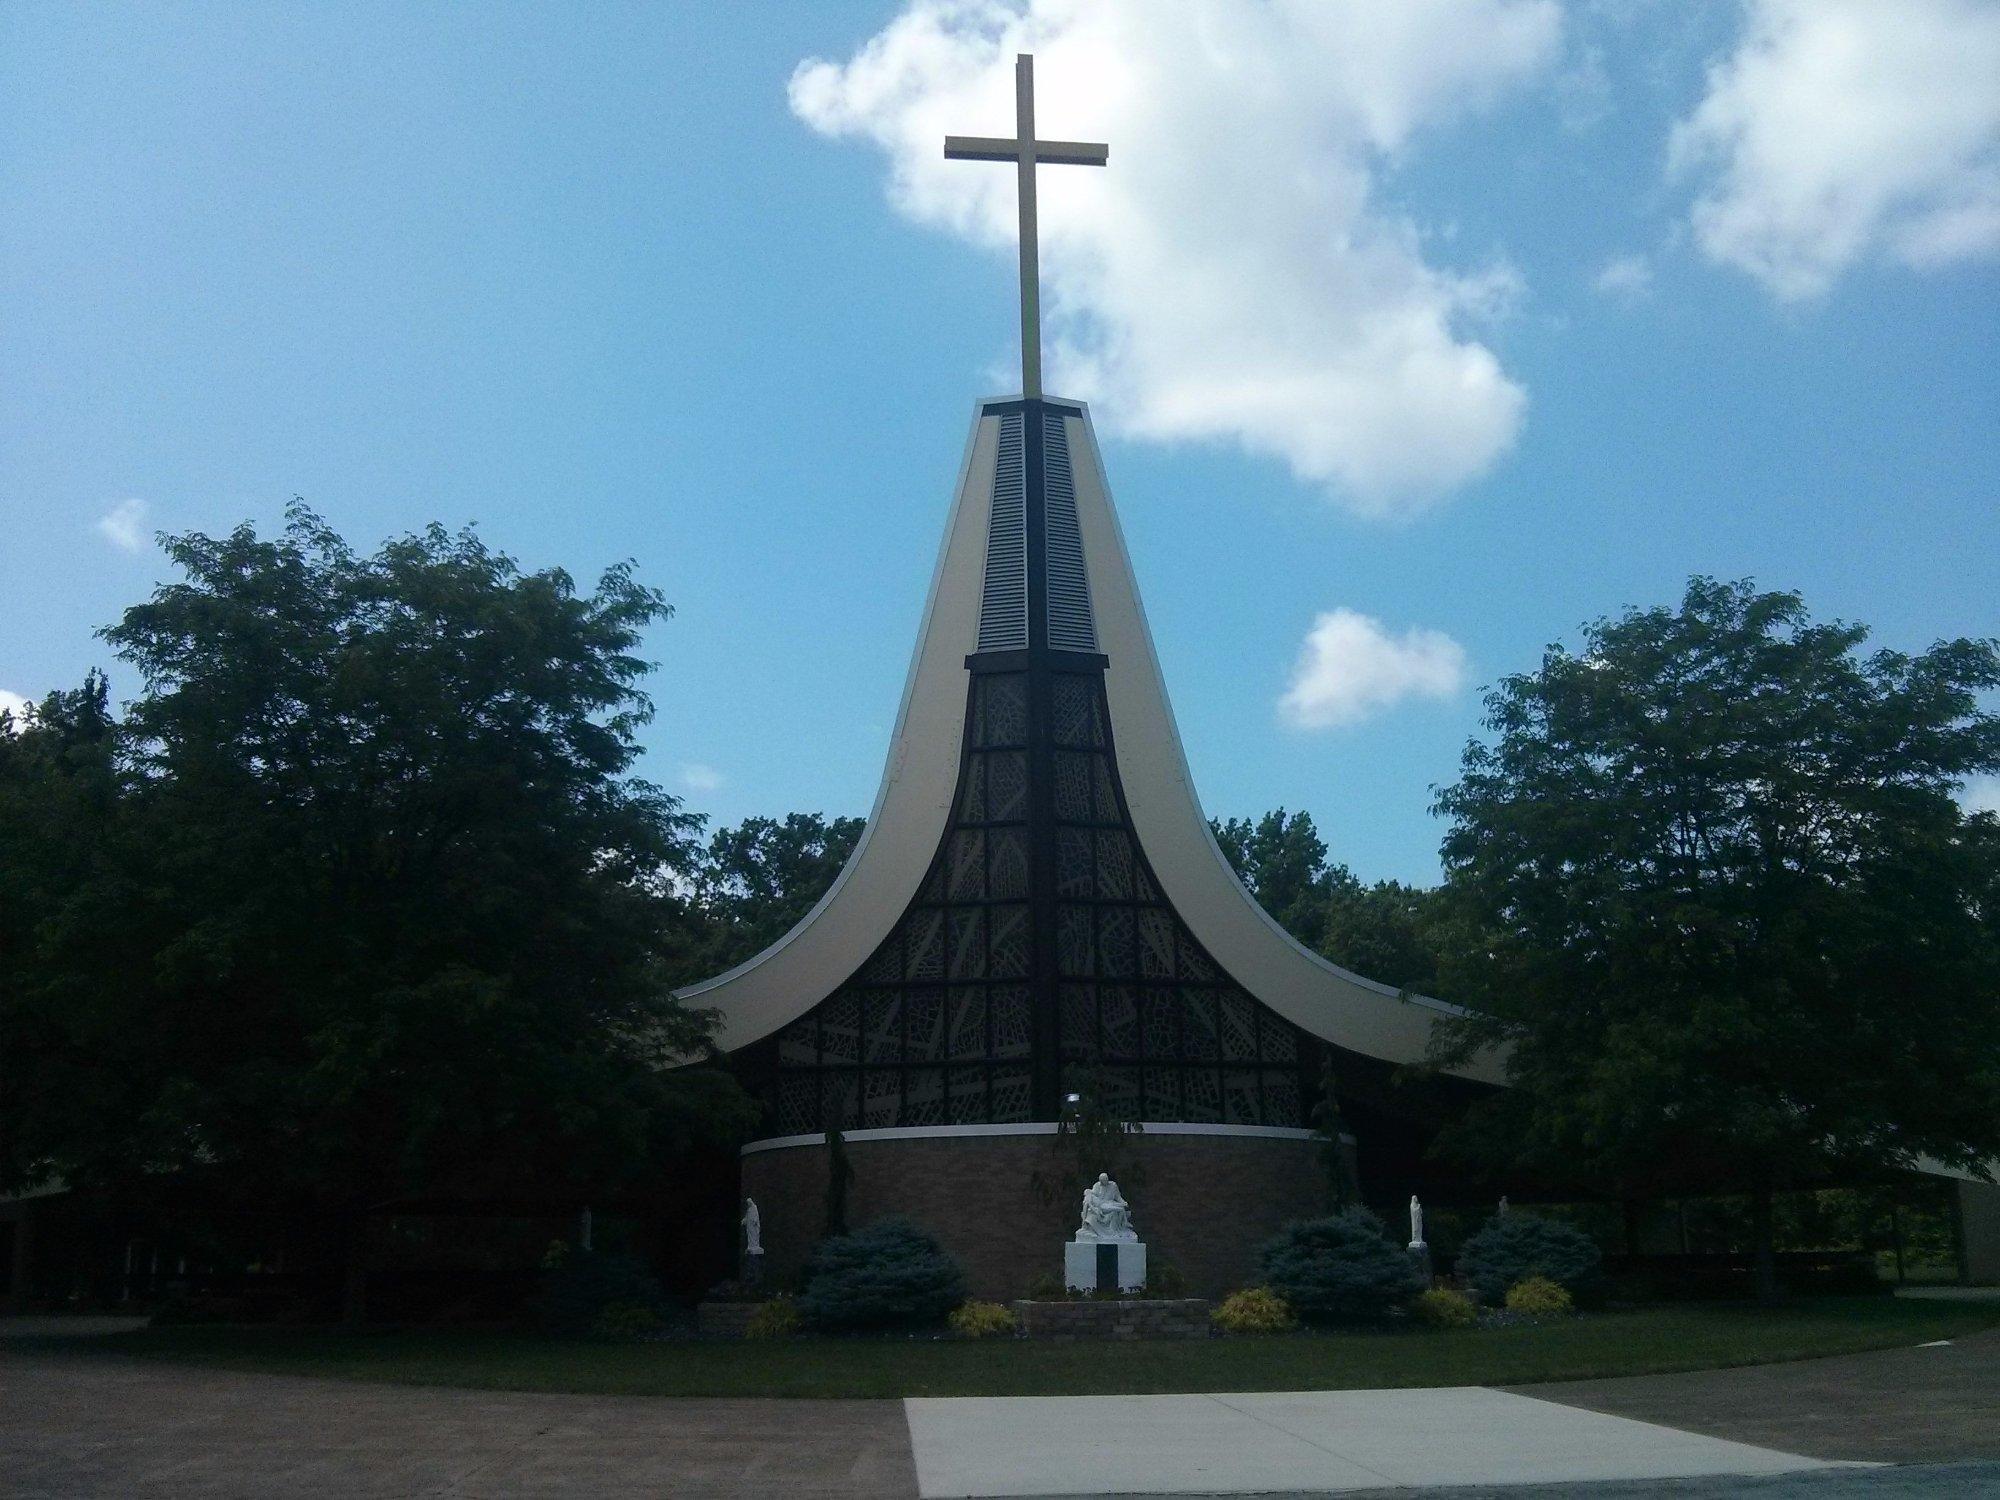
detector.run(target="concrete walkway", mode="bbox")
[904,1389,1839,1497]
[1,1329,1993,1498]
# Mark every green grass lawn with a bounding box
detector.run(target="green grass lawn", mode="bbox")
[36,1296,2000,1399]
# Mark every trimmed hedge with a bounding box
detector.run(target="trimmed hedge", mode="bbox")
[800,1217,967,1331]
[1259,1208,1426,1323]
[1455,1213,1603,1303]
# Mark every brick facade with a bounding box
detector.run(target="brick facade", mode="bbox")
[737,1126,1339,1299]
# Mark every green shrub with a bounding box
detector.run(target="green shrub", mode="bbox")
[746,1295,802,1339]
[1505,1276,1575,1317]
[540,1250,667,1336]
[1025,1272,1068,1301]
[800,1217,967,1331]
[1260,1209,1426,1323]
[1455,1212,1602,1303]
[1413,1287,1478,1327]
[592,1301,665,1339]
[1212,1286,1296,1334]
[701,1278,767,1304]
[949,1300,1020,1338]
[1146,1261,1190,1297]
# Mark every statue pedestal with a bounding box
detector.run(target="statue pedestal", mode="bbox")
[1065,1239,1147,1294]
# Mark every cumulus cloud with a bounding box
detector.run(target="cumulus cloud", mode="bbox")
[1670,0,2000,301]
[680,762,726,794]
[790,0,1561,517]
[0,689,29,731]
[1593,253,1653,298]
[95,497,150,553]
[1279,607,1469,729]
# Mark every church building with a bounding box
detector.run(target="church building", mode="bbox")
[680,58,1506,1297]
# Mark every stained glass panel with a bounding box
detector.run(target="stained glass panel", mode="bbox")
[988,827,1029,899]
[987,751,1028,821]
[991,985,1032,1057]
[947,988,986,1059]
[906,989,945,1061]
[763,665,1314,1132]
[1100,984,1139,1057]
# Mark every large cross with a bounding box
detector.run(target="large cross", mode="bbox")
[945,53,1107,401]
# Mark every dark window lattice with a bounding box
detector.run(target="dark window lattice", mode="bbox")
[767,670,1308,1132]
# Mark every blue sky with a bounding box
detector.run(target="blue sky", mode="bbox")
[3,1,1996,884]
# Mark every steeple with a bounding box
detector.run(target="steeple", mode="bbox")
[683,61,1502,1138]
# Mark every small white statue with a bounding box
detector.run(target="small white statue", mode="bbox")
[1076,1173,1137,1243]
[1409,1194,1426,1249]
[741,1197,763,1256]
[1498,1195,1510,1217]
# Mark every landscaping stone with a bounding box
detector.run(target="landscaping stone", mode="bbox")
[1011,1297,1210,1341]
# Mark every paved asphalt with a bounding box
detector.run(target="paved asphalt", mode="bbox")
[0,1327,1993,1498]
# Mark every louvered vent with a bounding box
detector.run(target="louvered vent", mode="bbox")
[976,413,1029,651]
[1042,412,1098,652]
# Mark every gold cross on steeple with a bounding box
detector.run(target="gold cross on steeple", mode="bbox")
[945,54,1107,401]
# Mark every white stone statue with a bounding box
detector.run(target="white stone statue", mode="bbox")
[1498,1195,1510,1217]
[741,1197,762,1256]
[1075,1172,1137,1243]
[1409,1194,1426,1249]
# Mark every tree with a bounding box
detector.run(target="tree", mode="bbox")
[688,812,864,975]
[1319,878,1440,993]
[1214,807,1443,989]
[0,508,755,1316]
[1431,578,2000,1299]
[1212,808,1336,938]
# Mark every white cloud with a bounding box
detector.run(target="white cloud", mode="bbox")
[1670,0,2000,301]
[1962,774,2000,817]
[679,762,726,794]
[0,689,29,731]
[1594,253,1653,298]
[1279,607,1469,729]
[790,0,1561,517]
[95,497,150,553]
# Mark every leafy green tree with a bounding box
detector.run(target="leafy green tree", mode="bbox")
[0,508,755,1316]
[1432,578,2000,1299]
[1212,808,1337,939]
[1214,807,1444,989]
[1320,878,1440,992]
[689,812,864,974]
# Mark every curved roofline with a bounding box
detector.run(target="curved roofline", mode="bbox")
[679,397,1505,1087]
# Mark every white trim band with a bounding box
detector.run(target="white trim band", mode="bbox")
[740,1121,1349,1157]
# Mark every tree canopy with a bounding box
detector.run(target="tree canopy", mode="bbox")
[686,811,864,977]
[1212,808,1441,991]
[1430,577,2000,1291]
[0,509,754,1236]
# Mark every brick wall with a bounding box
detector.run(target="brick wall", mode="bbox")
[738,1129,1332,1299]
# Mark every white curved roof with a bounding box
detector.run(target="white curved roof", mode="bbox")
[681,399,1506,1088]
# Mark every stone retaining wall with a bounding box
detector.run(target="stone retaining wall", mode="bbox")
[1012,1297,1211,1340]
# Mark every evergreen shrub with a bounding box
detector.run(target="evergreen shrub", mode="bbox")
[1212,1286,1296,1334]
[1259,1208,1426,1322]
[799,1217,966,1331]
[540,1250,667,1337]
[1455,1213,1602,1302]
